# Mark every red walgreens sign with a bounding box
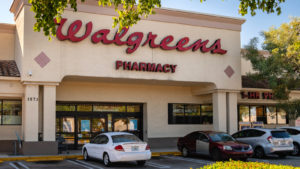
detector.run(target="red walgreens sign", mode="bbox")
[55,18,227,54]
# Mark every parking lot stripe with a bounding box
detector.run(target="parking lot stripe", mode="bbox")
[9,162,19,169]
[75,160,103,169]
[163,156,213,165]
[16,162,30,169]
[67,160,93,169]
[146,162,170,168]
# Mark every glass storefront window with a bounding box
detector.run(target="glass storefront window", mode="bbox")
[77,104,92,112]
[0,100,2,124]
[238,105,288,125]
[201,105,213,112]
[2,100,22,125]
[239,106,250,122]
[93,104,126,112]
[56,105,75,111]
[92,118,106,132]
[128,118,139,131]
[277,109,287,124]
[266,106,276,124]
[114,118,128,131]
[168,103,213,124]
[107,114,112,132]
[56,118,61,132]
[62,117,75,132]
[127,105,140,112]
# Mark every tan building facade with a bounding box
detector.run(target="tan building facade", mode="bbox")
[0,0,298,155]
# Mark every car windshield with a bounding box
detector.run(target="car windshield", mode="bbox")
[112,134,142,143]
[271,131,290,138]
[209,133,235,142]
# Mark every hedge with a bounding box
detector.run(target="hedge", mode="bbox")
[196,160,299,169]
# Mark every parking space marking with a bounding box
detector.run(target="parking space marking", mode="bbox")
[67,160,93,169]
[163,156,213,165]
[75,160,103,169]
[146,162,170,168]
[9,162,19,169]
[16,162,30,169]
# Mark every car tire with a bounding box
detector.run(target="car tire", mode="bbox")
[83,149,89,161]
[182,147,189,157]
[103,153,112,167]
[254,147,265,159]
[292,143,300,156]
[211,148,222,161]
[137,160,146,166]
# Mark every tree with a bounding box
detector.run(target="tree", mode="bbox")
[28,0,286,39]
[243,17,300,118]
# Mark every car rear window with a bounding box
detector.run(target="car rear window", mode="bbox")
[271,131,290,138]
[112,134,142,143]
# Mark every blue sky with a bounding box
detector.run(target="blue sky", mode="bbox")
[1,0,299,48]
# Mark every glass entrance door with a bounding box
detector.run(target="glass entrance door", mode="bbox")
[56,103,143,149]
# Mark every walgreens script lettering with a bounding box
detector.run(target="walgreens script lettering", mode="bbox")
[55,18,227,54]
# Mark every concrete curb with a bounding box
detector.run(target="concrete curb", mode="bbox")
[0,152,181,162]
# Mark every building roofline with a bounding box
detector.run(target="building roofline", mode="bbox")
[10,0,245,31]
[0,23,16,34]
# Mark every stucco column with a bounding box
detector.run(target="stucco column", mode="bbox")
[227,92,238,134]
[213,91,227,132]
[43,85,56,141]
[24,84,39,141]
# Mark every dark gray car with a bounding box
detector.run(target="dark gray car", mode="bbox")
[232,128,293,158]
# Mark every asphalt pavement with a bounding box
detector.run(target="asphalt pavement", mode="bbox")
[1,154,300,169]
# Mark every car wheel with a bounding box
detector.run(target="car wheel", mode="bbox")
[83,149,89,161]
[182,147,189,157]
[254,147,265,159]
[137,160,146,166]
[103,153,111,167]
[292,143,299,155]
[211,148,222,161]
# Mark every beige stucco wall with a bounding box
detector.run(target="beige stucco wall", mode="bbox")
[0,79,24,140]
[56,80,213,138]
[241,57,256,76]
[0,29,15,60]
[19,5,242,90]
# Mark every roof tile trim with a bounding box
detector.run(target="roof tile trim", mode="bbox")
[0,60,20,77]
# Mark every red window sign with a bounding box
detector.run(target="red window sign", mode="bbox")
[55,18,227,55]
[241,91,274,99]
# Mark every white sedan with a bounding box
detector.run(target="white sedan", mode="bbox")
[82,132,151,166]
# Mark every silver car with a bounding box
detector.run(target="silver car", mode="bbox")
[280,127,300,155]
[232,128,293,158]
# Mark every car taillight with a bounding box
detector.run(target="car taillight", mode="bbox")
[146,144,150,150]
[267,136,273,143]
[114,145,124,151]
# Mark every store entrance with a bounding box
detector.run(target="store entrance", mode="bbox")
[56,103,143,150]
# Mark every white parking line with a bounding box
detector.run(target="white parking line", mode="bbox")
[9,162,19,169]
[75,160,104,169]
[67,160,93,169]
[146,162,170,168]
[163,156,213,165]
[17,162,30,169]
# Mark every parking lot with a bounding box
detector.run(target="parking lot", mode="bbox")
[1,155,300,169]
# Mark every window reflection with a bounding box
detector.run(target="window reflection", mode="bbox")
[2,100,22,125]
[62,117,75,132]
[277,109,286,124]
[266,106,276,124]
[239,105,249,122]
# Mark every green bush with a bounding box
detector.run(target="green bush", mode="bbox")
[196,160,300,169]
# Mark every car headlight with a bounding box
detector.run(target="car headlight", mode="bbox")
[223,146,232,151]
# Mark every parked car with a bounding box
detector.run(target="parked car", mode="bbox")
[232,128,294,158]
[82,132,151,167]
[177,131,253,161]
[279,127,300,155]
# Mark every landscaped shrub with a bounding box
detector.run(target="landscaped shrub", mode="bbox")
[196,160,299,169]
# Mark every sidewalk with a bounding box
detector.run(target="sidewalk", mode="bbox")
[0,147,181,162]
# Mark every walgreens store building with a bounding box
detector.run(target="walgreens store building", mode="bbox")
[0,0,299,155]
